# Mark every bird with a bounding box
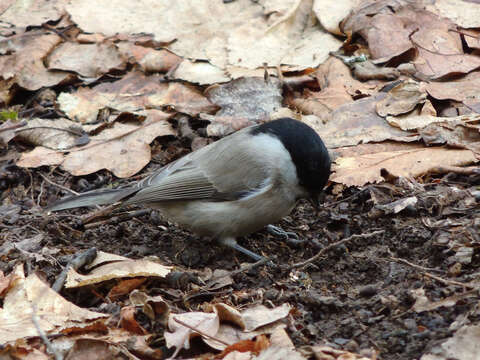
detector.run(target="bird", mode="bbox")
[48,117,331,261]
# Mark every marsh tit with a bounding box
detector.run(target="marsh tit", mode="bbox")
[48,118,331,261]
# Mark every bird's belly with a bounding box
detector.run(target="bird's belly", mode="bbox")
[153,192,296,238]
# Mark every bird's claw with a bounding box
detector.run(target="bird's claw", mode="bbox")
[266,225,305,246]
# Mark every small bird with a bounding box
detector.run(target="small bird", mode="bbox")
[48,118,331,261]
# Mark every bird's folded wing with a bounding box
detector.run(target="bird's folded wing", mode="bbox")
[124,154,270,205]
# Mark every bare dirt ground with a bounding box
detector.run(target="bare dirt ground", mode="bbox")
[2,135,479,360]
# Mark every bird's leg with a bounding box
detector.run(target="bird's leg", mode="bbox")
[217,237,265,262]
[266,225,305,246]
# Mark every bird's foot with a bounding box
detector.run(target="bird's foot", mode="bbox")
[266,225,305,246]
[217,237,270,264]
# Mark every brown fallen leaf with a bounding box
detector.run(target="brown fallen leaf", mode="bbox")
[66,0,341,73]
[107,278,147,300]
[65,257,172,288]
[120,306,148,335]
[173,59,230,85]
[0,264,108,344]
[331,144,478,186]
[165,312,220,358]
[47,42,126,78]
[16,146,65,168]
[14,118,88,150]
[219,334,270,358]
[410,288,477,313]
[363,13,414,63]
[428,0,480,29]
[58,71,217,124]
[116,42,181,73]
[425,71,480,110]
[17,110,176,178]
[256,346,306,360]
[203,303,291,351]
[304,93,418,149]
[204,77,282,136]
[342,1,414,63]
[0,0,65,28]
[301,345,372,360]
[461,28,480,51]
[412,27,480,79]
[0,30,72,90]
[420,324,480,360]
[62,111,176,177]
[376,80,427,117]
[313,0,362,35]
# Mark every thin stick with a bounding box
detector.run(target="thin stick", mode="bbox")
[424,272,475,289]
[288,230,385,270]
[389,256,444,273]
[52,247,97,292]
[38,173,79,196]
[31,304,62,360]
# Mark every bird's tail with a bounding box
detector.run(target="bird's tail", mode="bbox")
[47,187,139,212]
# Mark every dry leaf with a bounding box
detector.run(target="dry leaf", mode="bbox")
[342,1,414,62]
[65,258,172,288]
[66,0,341,72]
[428,0,480,28]
[421,324,480,360]
[0,30,71,90]
[173,60,230,85]
[332,145,478,186]
[204,77,282,136]
[304,94,418,149]
[241,304,291,332]
[376,80,427,117]
[61,111,175,177]
[412,27,480,79]
[256,346,306,360]
[410,288,477,313]
[313,0,362,35]
[165,312,219,357]
[14,118,88,150]
[16,146,65,168]
[18,110,176,178]
[425,71,480,109]
[58,71,216,124]
[0,265,107,344]
[0,0,65,27]
[47,42,126,78]
[116,42,181,73]
[302,345,372,360]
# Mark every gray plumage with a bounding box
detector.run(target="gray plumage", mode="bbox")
[48,118,331,261]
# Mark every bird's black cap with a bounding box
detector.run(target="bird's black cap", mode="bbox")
[250,118,331,193]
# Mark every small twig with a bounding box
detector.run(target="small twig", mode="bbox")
[38,173,80,196]
[84,209,150,229]
[424,272,476,289]
[172,317,231,346]
[81,203,119,224]
[389,256,444,273]
[428,166,480,176]
[31,304,63,360]
[324,188,369,208]
[0,120,27,133]
[288,230,385,270]
[52,247,98,292]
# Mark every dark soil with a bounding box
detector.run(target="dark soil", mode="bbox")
[1,139,479,360]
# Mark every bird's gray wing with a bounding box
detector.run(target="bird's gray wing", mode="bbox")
[123,129,271,205]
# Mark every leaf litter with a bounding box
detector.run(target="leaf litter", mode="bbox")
[1,0,480,359]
